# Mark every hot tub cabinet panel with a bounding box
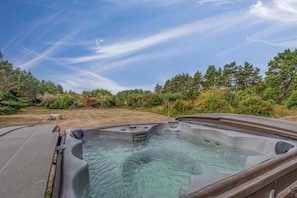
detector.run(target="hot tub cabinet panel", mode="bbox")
[59,129,90,198]
[57,114,297,198]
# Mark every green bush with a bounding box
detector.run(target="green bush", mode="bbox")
[287,90,297,109]
[0,91,28,114]
[0,106,20,115]
[194,87,232,113]
[49,95,74,109]
[262,87,278,103]
[237,95,273,117]
[172,100,194,116]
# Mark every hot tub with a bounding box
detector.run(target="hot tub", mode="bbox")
[53,114,297,198]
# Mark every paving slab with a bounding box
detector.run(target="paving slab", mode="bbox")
[0,125,59,198]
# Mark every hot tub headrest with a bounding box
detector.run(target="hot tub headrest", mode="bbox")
[71,129,84,139]
[275,141,294,154]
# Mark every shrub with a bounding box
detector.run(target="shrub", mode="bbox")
[236,95,273,117]
[0,106,20,115]
[287,90,297,109]
[0,91,28,114]
[37,93,60,108]
[48,95,74,109]
[194,87,232,113]
[172,100,194,116]
[262,87,278,103]
[272,105,296,118]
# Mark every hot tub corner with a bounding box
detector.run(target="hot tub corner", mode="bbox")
[59,128,90,198]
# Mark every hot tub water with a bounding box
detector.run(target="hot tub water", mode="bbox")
[82,133,251,198]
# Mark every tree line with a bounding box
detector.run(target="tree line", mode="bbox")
[1,49,297,117]
[0,52,63,114]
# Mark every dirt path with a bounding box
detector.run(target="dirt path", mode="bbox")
[0,108,174,132]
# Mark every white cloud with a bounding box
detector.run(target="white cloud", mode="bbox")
[102,0,184,7]
[92,48,186,74]
[17,47,54,69]
[64,11,249,65]
[247,35,297,48]
[104,0,241,6]
[64,24,196,64]
[58,68,153,93]
[196,0,241,6]
[249,0,297,23]
[17,32,76,69]
[104,0,242,6]
[59,73,127,94]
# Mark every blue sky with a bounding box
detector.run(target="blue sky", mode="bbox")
[1,0,297,93]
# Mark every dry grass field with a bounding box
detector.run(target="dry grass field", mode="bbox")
[0,107,174,132]
[1,107,297,132]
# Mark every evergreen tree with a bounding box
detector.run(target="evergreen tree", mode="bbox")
[222,61,238,89]
[154,83,162,94]
[215,67,224,88]
[236,62,262,90]
[163,73,191,94]
[264,49,297,103]
[203,65,217,89]
[187,71,202,102]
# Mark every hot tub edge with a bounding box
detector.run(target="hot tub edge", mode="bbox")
[59,129,90,198]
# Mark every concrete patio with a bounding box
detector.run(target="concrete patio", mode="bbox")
[0,125,59,198]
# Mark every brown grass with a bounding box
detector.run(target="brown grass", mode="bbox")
[2,107,297,132]
[0,107,174,132]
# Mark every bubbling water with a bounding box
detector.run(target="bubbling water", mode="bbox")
[82,133,250,198]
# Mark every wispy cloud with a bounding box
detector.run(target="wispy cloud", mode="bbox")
[3,11,63,51]
[196,0,242,6]
[64,24,198,64]
[247,35,297,48]
[17,31,76,69]
[92,47,186,74]
[102,0,184,7]
[104,0,241,6]
[5,0,296,94]
[246,1,297,48]
[64,10,249,65]
[249,0,297,23]
[18,47,54,69]
[59,73,125,93]
[56,63,154,93]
